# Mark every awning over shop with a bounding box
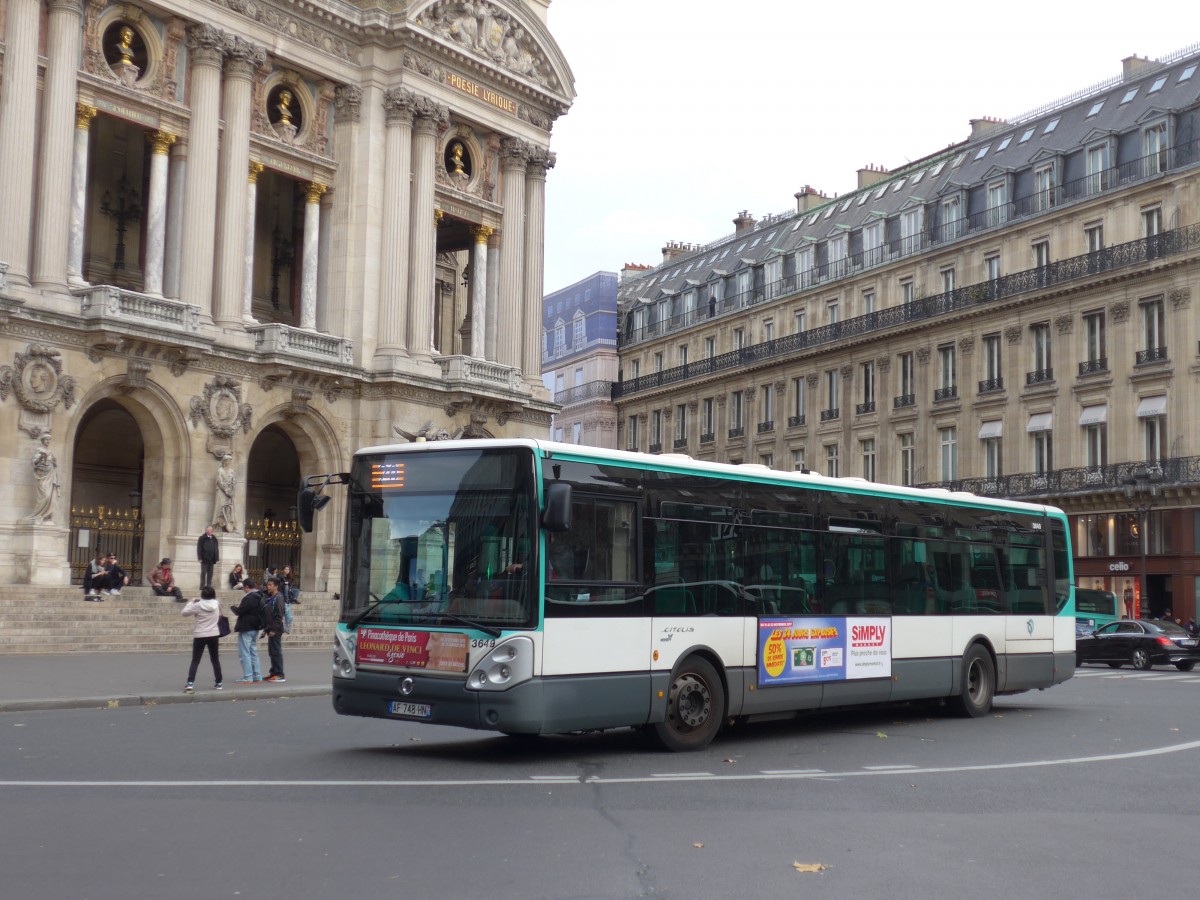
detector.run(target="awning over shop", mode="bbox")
[1027,412,1053,433]
[1079,405,1107,426]
[1136,395,1167,418]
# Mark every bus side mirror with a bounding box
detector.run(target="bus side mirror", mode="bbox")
[297,486,332,533]
[542,481,572,533]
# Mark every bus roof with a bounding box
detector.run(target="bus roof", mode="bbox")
[352,438,1064,519]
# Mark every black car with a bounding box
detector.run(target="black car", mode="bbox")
[1076,619,1200,671]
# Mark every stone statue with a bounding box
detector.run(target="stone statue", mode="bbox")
[26,432,60,524]
[394,420,453,442]
[214,454,238,533]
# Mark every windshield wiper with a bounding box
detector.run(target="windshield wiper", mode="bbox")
[420,610,501,638]
[346,592,502,638]
[346,591,393,629]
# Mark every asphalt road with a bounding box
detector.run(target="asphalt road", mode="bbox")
[3,666,1198,900]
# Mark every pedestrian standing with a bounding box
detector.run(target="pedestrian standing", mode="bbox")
[182,585,223,693]
[196,525,219,590]
[262,577,287,683]
[229,578,264,683]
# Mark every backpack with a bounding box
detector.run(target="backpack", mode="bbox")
[262,593,293,634]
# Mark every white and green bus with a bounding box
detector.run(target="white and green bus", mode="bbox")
[308,440,1076,751]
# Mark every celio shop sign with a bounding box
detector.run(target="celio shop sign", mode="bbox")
[1108,562,1133,572]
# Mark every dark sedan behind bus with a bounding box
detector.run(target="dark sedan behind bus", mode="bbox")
[1076,619,1200,671]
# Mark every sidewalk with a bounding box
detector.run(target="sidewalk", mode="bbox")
[0,649,333,713]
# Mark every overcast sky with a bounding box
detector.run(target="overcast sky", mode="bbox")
[540,1,1188,292]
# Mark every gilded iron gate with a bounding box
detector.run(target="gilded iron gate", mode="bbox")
[68,506,145,585]
[243,518,302,585]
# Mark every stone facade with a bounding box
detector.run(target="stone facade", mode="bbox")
[0,0,574,588]
[613,49,1200,622]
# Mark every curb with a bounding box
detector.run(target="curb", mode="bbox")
[0,685,331,714]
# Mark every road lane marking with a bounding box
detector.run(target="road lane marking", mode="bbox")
[4,739,1200,789]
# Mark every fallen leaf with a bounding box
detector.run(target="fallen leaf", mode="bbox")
[107,700,120,708]
[876,731,887,738]
[692,842,704,849]
[792,862,826,873]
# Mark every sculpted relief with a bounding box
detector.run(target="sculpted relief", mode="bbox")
[417,1,558,90]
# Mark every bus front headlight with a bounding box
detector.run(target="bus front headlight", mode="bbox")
[333,629,357,679]
[468,637,534,692]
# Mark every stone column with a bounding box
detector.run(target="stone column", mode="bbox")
[32,0,86,288]
[142,130,176,296]
[299,181,326,330]
[213,37,262,326]
[0,0,41,284]
[485,230,501,362]
[179,24,225,317]
[522,148,554,383]
[469,226,492,359]
[497,138,530,369]
[376,89,417,360]
[67,104,98,286]
[325,83,362,345]
[243,161,263,321]
[163,140,188,300]
[406,99,446,362]
[317,190,333,333]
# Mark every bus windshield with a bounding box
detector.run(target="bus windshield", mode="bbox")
[341,446,537,629]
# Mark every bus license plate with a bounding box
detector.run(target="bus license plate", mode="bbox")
[389,701,432,719]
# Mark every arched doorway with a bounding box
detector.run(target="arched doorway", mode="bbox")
[244,424,301,583]
[69,400,145,584]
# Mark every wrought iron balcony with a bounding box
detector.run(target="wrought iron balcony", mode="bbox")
[978,377,1004,394]
[1077,358,1108,376]
[1025,368,1054,386]
[673,437,689,450]
[919,457,1192,501]
[820,408,840,422]
[788,414,805,427]
[855,401,876,415]
[554,380,614,405]
[893,394,915,409]
[933,386,958,402]
[1135,346,1168,365]
[700,432,715,444]
[757,420,774,433]
[615,222,1200,397]
[727,426,745,439]
[649,442,663,454]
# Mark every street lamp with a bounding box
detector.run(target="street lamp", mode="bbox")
[1122,464,1162,618]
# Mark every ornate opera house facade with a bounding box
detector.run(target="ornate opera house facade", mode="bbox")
[0,0,574,589]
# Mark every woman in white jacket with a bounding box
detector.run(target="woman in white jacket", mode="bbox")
[182,585,223,692]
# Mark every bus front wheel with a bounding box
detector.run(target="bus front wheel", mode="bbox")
[650,656,725,752]
[948,644,994,718]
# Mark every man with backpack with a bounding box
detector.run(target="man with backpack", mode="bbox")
[229,578,265,684]
[261,577,288,683]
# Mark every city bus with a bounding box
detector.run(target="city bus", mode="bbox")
[1074,587,1123,634]
[305,439,1076,751]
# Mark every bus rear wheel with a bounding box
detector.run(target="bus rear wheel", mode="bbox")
[649,656,724,752]
[947,644,994,718]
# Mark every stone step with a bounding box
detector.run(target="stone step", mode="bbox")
[0,586,339,654]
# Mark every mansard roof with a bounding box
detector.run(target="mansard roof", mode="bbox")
[618,46,1200,309]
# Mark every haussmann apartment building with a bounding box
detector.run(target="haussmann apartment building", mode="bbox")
[614,47,1200,624]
